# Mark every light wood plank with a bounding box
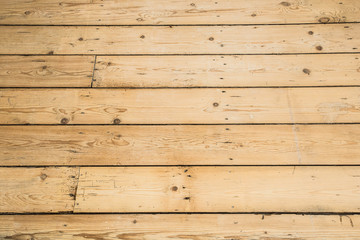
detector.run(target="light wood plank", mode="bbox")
[0,88,360,124]
[0,24,359,54]
[0,56,94,87]
[0,167,79,213]
[1,214,360,239]
[94,54,360,87]
[75,166,360,212]
[0,0,359,25]
[1,125,360,166]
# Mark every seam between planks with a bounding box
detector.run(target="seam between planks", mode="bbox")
[0,22,359,27]
[1,212,360,215]
[3,165,360,168]
[2,86,360,89]
[1,123,360,126]
[1,52,360,56]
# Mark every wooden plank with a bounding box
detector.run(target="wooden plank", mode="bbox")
[0,0,359,25]
[0,56,94,87]
[0,167,78,213]
[75,166,360,212]
[1,214,360,240]
[94,54,360,87]
[0,88,360,124]
[0,24,359,54]
[1,125,360,166]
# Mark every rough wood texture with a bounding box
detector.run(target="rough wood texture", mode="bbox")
[1,0,360,237]
[1,214,360,240]
[0,167,79,213]
[0,56,94,87]
[0,88,359,124]
[0,0,359,25]
[94,54,360,87]
[75,166,360,213]
[1,125,360,166]
[0,24,359,54]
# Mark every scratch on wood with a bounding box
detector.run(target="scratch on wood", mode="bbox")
[72,167,81,212]
[286,89,302,164]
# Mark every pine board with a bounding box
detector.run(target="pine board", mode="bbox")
[74,166,360,213]
[1,214,359,239]
[0,0,359,25]
[0,167,79,213]
[94,54,360,87]
[0,56,94,87]
[0,24,359,54]
[1,88,360,124]
[1,125,360,166]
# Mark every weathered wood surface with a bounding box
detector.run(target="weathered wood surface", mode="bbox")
[0,24,359,54]
[0,0,360,238]
[0,56,94,87]
[75,166,360,213]
[0,0,359,25]
[94,54,360,87]
[0,167,78,213]
[1,214,360,240]
[0,88,359,124]
[1,125,360,166]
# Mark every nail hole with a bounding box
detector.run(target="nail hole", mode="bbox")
[303,68,311,75]
[40,173,47,180]
[61,118,69,124]
[113,118,121,124]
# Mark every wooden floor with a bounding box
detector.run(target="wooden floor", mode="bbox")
[1,0,360,239]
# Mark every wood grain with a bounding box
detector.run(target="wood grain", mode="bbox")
[94,54,360,87]
[75,166,360,213]
[0,24,359,54]
[1,125,360,166]
[0,88,360,124]
[1,214,360,240]
[0,167,79,213]
[0,0,359,25]
[0,56,94,87]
